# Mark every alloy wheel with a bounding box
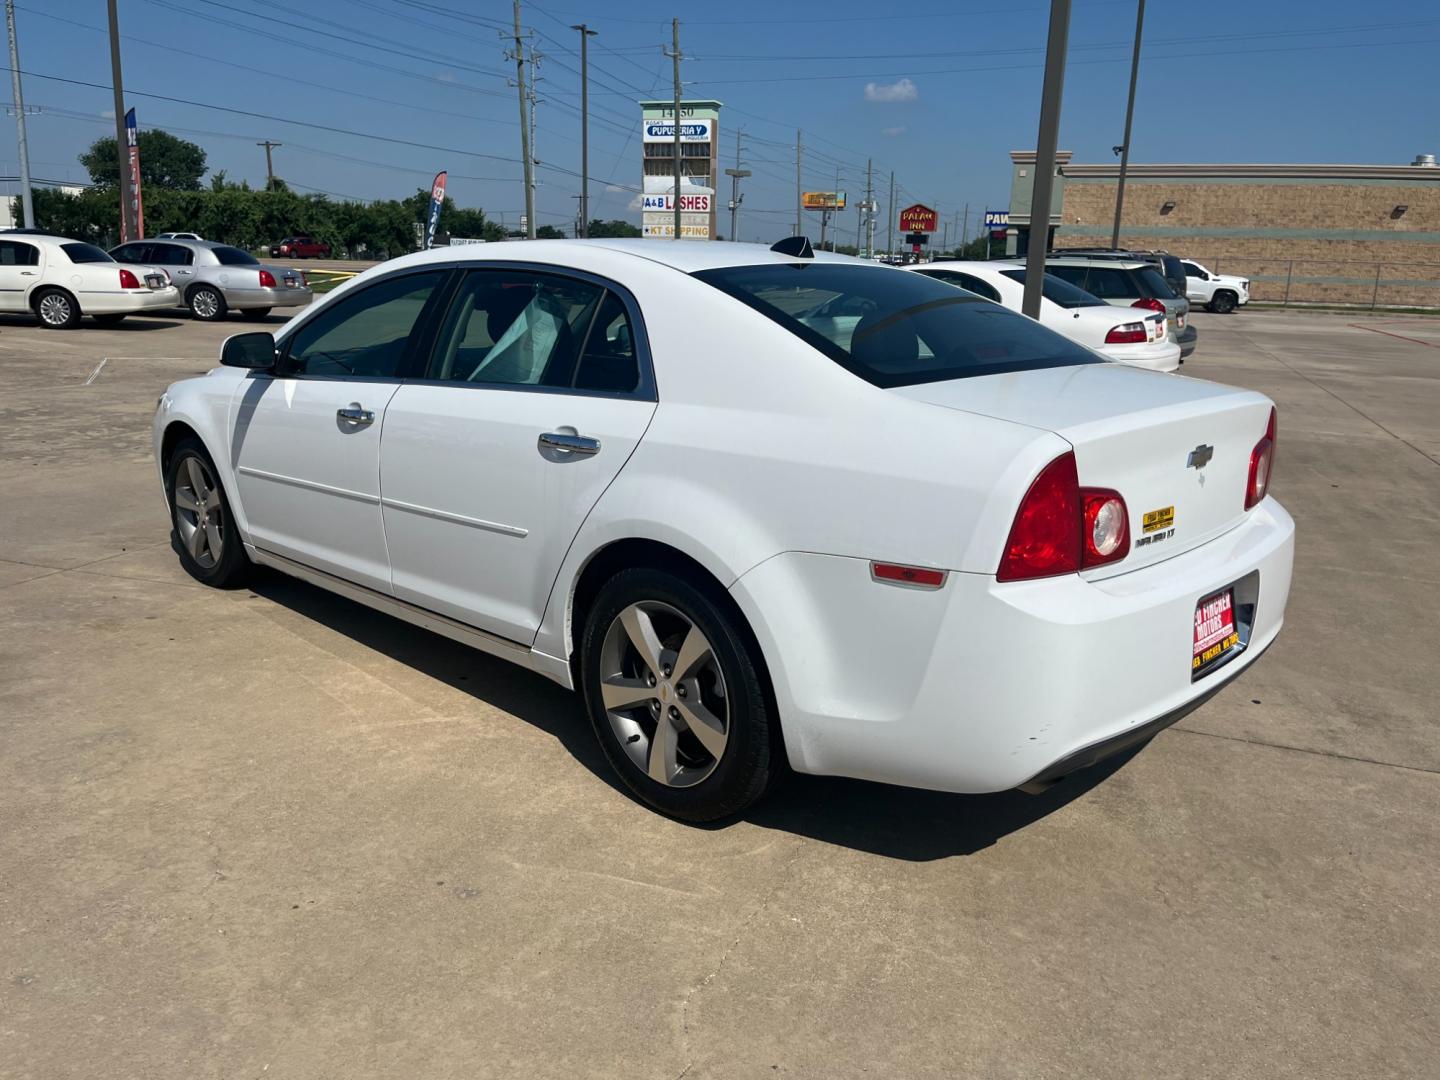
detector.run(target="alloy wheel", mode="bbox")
[173,456,225,569]
[598,600,730,788]
[192,289,221,319]
[38,293,72,326]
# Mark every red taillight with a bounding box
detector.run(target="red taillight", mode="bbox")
[1104,321,1148,345]
[1081,490,1130,567]
[1131,297,1166,315]
[998,452,1081,581]
[1245,407,1278,509]
[998,453,1134,581]
[870,562,947,589]
[258,269,277,288]
[118,268,141,289]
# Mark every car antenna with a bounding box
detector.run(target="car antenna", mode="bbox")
[770,236,813,259]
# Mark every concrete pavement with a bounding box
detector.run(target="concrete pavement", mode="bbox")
[1,306,1436,1078]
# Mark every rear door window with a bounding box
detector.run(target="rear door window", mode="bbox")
[1078,267,1136,300]
[0,240,40,266]
[693,262,1097,388]
[1135,266,1177,299]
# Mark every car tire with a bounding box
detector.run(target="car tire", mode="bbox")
[580,567,778,822]
[92,313,127,326]
[165,437,250,588]
[188,285,228,322]
[1208,290,1237,314]
[241,307,272,319]
[33,288,80,329]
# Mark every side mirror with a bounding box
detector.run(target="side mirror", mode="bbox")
[221,331,276,370]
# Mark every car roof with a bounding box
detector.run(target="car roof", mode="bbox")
[1021,255,1152,270]
[372,238,870,277]
[124,238,233,250]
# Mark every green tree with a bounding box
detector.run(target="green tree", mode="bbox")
[79,129,208,191]
[586,219,641,238]
[535,224,566,239]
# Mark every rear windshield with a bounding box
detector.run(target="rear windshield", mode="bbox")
[998,268,1108,308]
[213,246,259,265]
[60,243,114,264]
[1136,265,1177,299]
[693,262,1098,387]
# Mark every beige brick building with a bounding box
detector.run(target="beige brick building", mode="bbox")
[1006,153,1440,307]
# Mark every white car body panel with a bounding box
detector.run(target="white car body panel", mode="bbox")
[909,262,1180,371]
[154,240,1294,795]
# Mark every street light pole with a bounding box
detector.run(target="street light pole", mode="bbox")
[512,0,535,239]
[571,23,597,238]
[724,127,749,242]
[1110,0,1145,250]
[1021,0,1071,319]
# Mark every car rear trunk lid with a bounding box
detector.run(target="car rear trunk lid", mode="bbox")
[892,364,1274,577]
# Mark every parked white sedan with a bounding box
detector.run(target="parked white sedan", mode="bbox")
[153,239,1293,820]
[909,261,1180,371]
[0,231,178,328]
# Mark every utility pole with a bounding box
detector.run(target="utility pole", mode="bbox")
[664,19,683,239]
[527,47,542,231]
[256,140,281,192]
[886,170,895,261]
[831,164,841,250]
[794,129,802,236]
[106,0,134,243]
[5,0,33,228]
[1110,0,1145,249]
[724,127,749,242]
[864,158,874,258]
[570,23,597,237]
[1022,0,1071,319]
[511,1,535,239]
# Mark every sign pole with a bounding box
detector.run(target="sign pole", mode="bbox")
[1111,0,1145,250]
[1022,0,1071,319]
[106,0,134,243]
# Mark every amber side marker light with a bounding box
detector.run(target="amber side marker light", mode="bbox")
[871,562,947,589]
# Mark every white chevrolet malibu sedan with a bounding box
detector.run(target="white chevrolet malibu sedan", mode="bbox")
[153,238,1293,821]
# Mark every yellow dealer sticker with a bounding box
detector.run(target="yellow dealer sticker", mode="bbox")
[1143,506,1175,534]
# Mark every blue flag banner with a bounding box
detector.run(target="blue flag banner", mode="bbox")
[425,171,447,249]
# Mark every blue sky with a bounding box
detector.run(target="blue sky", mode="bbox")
[6,0,1439,243]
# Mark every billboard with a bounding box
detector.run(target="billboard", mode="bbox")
[642,215,712,239]
[641,192,713,213]
[898,203,938,232]
[802,191,847,211]
[983,209,1009,228]
[642,118,713,143]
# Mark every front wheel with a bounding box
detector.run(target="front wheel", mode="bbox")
[188,286,227,321]
[34,288,80,329]
[166,437,250,588]
[1208,290,1238,314]
[580,567,778,822]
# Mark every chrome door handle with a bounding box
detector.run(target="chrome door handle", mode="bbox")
[337,405,375,427]
[20,270,35,276]
[538,432,600,456]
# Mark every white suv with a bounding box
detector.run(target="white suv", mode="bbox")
[1182,260,1250,314]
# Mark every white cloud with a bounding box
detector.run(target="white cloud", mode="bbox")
[881,125,907,137]
[627,193,643,210]
[101,108,115,120]
[606,184,627,193]
[865,78,917,104]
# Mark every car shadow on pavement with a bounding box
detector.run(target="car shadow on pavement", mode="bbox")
[0,314,186,331]
[249,569,1138,862]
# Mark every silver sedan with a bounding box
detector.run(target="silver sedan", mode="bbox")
[108,239,312,321]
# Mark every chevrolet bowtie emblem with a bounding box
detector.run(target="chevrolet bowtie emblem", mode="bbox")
[1187,444,1214,469]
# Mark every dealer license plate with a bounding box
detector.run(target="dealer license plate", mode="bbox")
[1192,587,1239,678]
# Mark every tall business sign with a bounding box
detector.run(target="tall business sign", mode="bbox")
[639,99,721,240]
[898,203,937,254]
[124,108,144,243]
[424,170,447,249]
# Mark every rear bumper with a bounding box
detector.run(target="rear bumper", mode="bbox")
[1099,339,1181,372]
[1177,324,1199,358]
[223,285,313,310]
[77,286,181,314]
[729,497,1294,794]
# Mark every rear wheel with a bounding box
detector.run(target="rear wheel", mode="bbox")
[188,285,227,321]
[93,313,127,326]
[580,567,778,822]
[241,307,272,319]
[166,437,250,588]
[1208,290,1238,314]
[34,288,80,329]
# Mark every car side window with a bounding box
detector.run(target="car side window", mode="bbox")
[1047,265,1088,290]
[426,269,604,388]
[151,244,193,267]
[280,270,446,379]
[953,273,1002,303]
[1081,267,1133,299]
[573,291,640,393]
[112,243,150,264]
[1183,262,1205,279]
[0,240,39,266]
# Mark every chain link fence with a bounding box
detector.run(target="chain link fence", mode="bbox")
[1188,257,1440,310]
